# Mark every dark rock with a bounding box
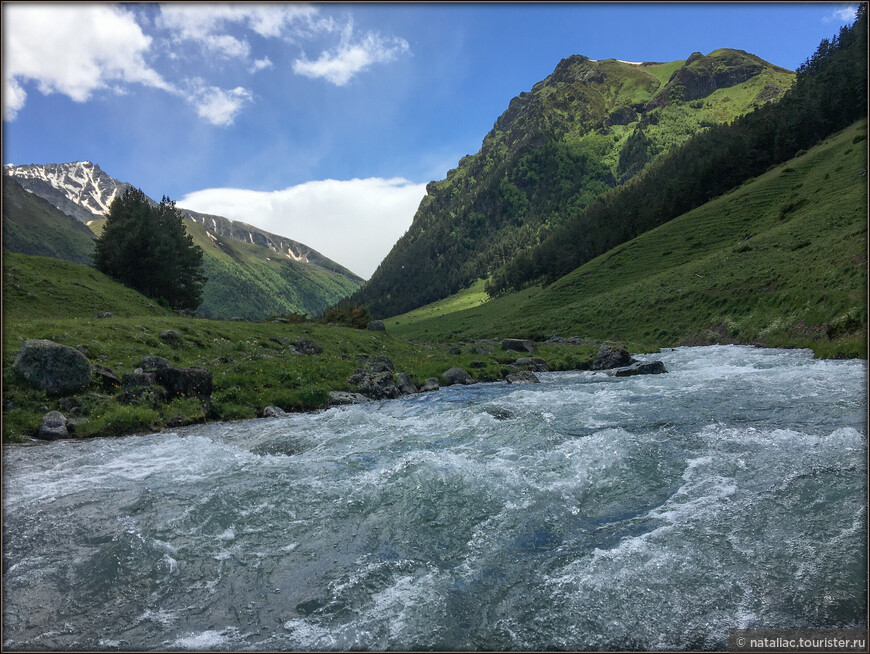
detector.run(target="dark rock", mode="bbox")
[484,406,515,420]
[591,345,636,370]
[122,371,155,389]
[446,345,462,355]
[58,396,82,413]
[155,366,213,413]
[347,369,400,400]
[13,339,93,395]
[501,338,537,354]
[97,312,113,319]
[443,367,476,385]
[470,344,492,355]
[396,372,417,395]
[419,378,440,393]
[514,357,550,372]
[38,411,68,440]
[545,335,565,343]
[614,361,668,377]
[159,329,182,344]
[367,320,386,331]
[92,365,122,390]
[295,338,323,355]
[505,371,540,384]
[262,405,290,418]
[328,391,372,405]
[365,356,395,373]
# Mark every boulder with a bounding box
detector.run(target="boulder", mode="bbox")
[92,365,122,390]
[365,356,395,373]
[38,411,68,440]
[505,371,540,384]
[446,345,461,355]
[328,391,372,406]
[443,367,476,385]
[501,338,537,354]
[295,337,323,355]
[347,369,401,400]
[13,339,93,395]
[58,396,82,414]
[262,405,290,418]
[122,371,156,389]
[155,366,213,413]
[159,329,182,345]
[367,320,386,331]
[419,378,440,393]
[591,345,636,370]
[514,357,550,372]
[396,372,417,395]
[614,361,668,377]
[470,344,491,355]
[142,356,171,370]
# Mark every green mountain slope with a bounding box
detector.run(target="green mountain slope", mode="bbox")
[87,216,363,320]
[350,49,794,317]
[390,119,867,358]
[2,176,96,265]
[3,251,172,321]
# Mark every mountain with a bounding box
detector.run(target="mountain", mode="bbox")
[348,49,795,318]
[2,176,96,265]
[390,119,867,358]
[2,162,363,319]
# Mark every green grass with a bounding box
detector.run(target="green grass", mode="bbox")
[391,120,868,359]
[2,264,598,442]
[389,279,490,330]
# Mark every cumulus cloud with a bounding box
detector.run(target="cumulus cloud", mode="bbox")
[184,80,253,127]
[178,178,428,278]
[3,3,171,121]
[823,5,858,22]
[293,24,410,86]
[249,57,274,74]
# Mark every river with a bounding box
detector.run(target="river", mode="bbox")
[2,345,866,650]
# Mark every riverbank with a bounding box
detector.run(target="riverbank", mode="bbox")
[3,314,605,443]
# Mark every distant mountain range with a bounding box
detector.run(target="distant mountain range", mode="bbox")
[2,162,363,319]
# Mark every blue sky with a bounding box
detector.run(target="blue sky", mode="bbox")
[2,2,860,277]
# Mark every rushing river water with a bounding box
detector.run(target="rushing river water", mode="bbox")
[2,345,867,651]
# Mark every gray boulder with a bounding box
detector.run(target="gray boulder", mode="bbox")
[159,329,182,344]
[514,357,550,372]
[295,337,323,355]
[501,338,537,354]
[155,366,213,413]
[470,343,492,355]
[443,367,476,385]
[419,378,440,393]
[591,345,636,370]
[142,355,171,370]
[14,339,93,395]
[122,371,156,388]
[396,372,417,395]
[329,391,371,406]
[38,411,68,440]
[614,361,668,377]
[347,369,400,400]
[58,396,82,414]
[365,355,395,373]
[367,320,386,331]
[505,371,540,384]
[262,405,290,418]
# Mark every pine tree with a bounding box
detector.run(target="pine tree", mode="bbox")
[94,188,206,311]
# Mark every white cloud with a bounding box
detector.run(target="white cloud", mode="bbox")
[293,25,410,86]
[2,3,171,120]
[178,178,428,278]
[823,5,857,22]
[184,80,253,127]
[249,57,274,74]
[157,4,322,59]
